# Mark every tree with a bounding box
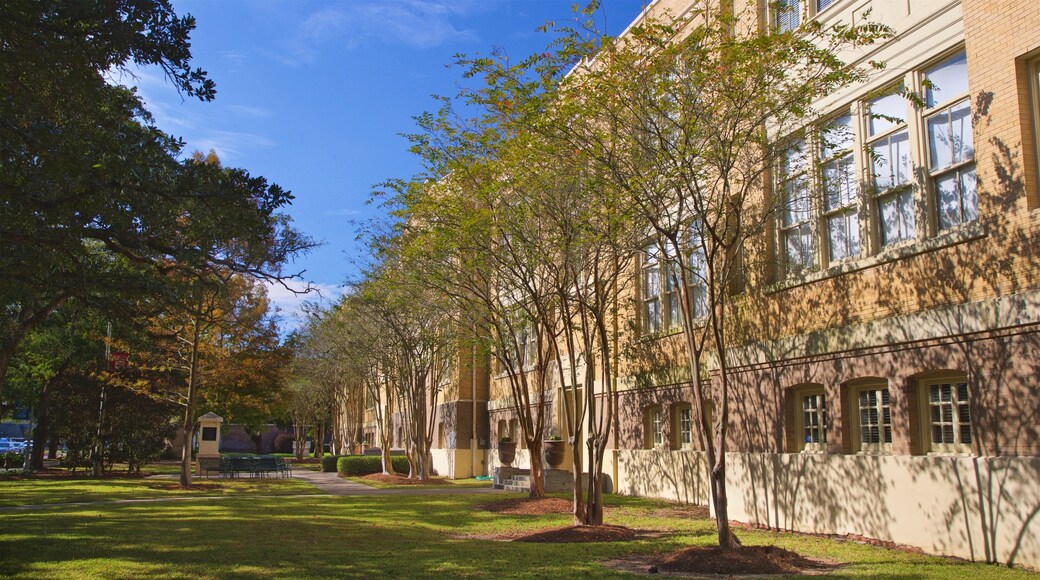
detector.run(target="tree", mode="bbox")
[541,3,890,546]
[146,272,287,486]
[0,0,314,404]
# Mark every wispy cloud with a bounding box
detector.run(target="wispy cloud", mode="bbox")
[321,208,364,217]
[111,66,275,165]
[278,0,480,66]
[264,280,344,332]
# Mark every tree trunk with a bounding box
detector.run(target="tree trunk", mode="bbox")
[180,317,202,487]
[30,375,55,470]
[527,435,546,498]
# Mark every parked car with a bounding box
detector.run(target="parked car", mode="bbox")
[0,438,27,452]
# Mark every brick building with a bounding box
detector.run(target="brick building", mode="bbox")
[359,0,1040,567]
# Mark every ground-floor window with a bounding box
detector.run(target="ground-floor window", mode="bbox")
[788,385,828,452]
[645,406,664,449]
[921,377,972,453]
[671,404,693,450]
[850,383,892,453]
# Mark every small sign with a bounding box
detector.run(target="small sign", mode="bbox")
[201,427,218,441]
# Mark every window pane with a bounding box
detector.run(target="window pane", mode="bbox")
[822,115,854,158]
[817,0,836,10]
[892,130,912,185]
[950,100,974,163]
[928,112,953,171]
[961,166,978,222]
[925,52,969,108]
[782,139,809,176]
[878,196,899,245]
[898,190,916,240]
[869,92,906,136]
[775,0,801,32]
[828,215,846,261]
[936,172,961,230]
[873,139,893,190]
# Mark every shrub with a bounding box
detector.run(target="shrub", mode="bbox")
[337,455,409,476]
[321,454,341,472]
[1,452,24,469]
[272,433,294,454]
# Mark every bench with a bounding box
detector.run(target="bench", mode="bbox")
[219,455,293,478]
[198,456,223,477]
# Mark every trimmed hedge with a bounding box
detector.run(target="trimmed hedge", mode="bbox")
[321,454,342,473]
[337,455,409,476]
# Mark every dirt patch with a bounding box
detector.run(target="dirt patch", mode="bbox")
[608,545,839,577]
[645,504,711,520]
[479,497,572,515]
[148,483,226,492]
[9,469,149,479]
[362,473,448,486]
[516,524,661,543]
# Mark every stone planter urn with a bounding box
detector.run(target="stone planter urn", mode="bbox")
[498,439,517,467]
[543,439,565,469]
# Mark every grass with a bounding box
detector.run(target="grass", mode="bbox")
[0,479,1034,578]
[0,475,320,508]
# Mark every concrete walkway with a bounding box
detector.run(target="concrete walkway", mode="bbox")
[291,469,502,496]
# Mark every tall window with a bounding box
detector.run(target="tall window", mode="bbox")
[821,114,860,262]
[869,89,916,246]
[774,0,800,32]
[645,406,664,449]
[790,390,823,455]
[780,140,814,274]
[663,244,681,329]
[672,404,693,449]
[925,379,972,453]
[642,244,662,333]
[855,386,892,453]
[688,222,709,319]
[924,52,976,230]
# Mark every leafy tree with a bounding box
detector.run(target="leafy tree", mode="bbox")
[540,3,890,546]
[0,0,314,405]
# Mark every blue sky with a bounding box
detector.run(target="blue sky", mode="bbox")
[126,0,647,329]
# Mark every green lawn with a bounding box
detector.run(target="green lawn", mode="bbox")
[0,479,1033,578]
[0,476,320,508]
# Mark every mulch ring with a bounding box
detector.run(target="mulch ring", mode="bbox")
[516,524,666,543]
[478,497,572,515]
[6,469,148,479]
[607,545,840,577]
[460,523,666,543]
[362,473,448,486]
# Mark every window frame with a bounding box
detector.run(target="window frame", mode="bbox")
[772,47,978,282]
[1028,55,1040,206]
[919,376,973,455]
[778,138,816,276]
[671,403,693,450]
[819,112,862,264]
[640,243,663,334]
[849,382,893,454]
[794,386,828,453]
[645,405,665,449]
[920,51,976,232]
[866,86,917,248]
[771,0,840,33]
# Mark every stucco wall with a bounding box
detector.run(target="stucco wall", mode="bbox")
[617,449,1040,568]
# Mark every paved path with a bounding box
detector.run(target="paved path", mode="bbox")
[292,469,502,496]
